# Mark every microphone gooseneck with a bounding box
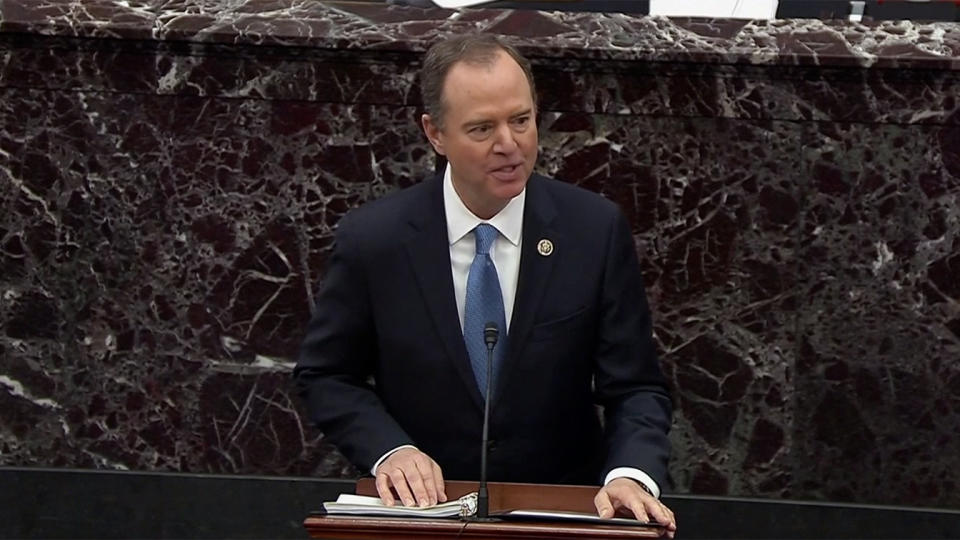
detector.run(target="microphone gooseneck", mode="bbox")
[477,322,499,519]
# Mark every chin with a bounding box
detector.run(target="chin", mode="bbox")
[494,180,526,200]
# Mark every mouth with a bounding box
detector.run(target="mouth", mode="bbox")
[490,163,523,181]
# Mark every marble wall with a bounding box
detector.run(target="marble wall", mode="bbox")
[2,1,959,508]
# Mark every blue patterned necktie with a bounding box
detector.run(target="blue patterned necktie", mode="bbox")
[463,223,508,399]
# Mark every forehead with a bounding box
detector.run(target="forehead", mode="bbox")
[441,51,533,119]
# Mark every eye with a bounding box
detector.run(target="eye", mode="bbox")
[469,125,492,137]
[511,116,531,130]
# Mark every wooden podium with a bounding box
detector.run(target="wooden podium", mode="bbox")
[303,479,662,539]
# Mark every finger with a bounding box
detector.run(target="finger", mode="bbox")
[645,500,670,525]
[631,505,651,523]
[388,468,416,507]
[649,502,676,538]
[626,497,650,523]
[656,501,675,526]
[664,512,677,540]
[375,472,396,507]
[432,461,447,503]
[661,504,677,530]
[400,461,430,507]
[593,490,615,519]
[413,456,438,506]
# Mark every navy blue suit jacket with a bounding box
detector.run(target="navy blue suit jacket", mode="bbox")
[295,173,672,487]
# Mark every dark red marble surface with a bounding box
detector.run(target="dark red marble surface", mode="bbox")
[1,1,959,508]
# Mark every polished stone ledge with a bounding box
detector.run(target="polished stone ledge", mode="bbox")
[1,1,959,70]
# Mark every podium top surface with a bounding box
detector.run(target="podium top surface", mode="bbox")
[304,514,661,539]
[303,480,662,539]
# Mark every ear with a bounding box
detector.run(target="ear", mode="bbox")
[421,113,446,156]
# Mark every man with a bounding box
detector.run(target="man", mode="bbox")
[295,33,676,535]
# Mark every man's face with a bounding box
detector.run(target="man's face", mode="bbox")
[422,50,538,219]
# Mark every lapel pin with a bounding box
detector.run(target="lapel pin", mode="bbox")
[537,239,554,257]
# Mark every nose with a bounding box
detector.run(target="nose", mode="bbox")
[492,124,518,154]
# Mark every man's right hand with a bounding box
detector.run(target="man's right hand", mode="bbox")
[374,447,447,507]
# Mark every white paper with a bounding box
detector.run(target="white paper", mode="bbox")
[322,492,478,518]
[431,0,780,17]
[431,0,497,7]
[497,508,664,528]
[650,0,779,19]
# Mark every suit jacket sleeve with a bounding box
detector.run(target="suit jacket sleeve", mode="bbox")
[595,207,673,488]
[293,213,414,472]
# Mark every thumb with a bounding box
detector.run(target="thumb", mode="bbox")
[594,491,614,519]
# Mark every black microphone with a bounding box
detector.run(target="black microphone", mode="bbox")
[477,322,498,519]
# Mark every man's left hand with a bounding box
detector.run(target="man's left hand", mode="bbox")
[594,477,677,538]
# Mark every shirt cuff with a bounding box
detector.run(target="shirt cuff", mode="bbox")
[370,444,419,476]
[604,467,661,499]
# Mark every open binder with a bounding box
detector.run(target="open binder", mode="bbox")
[315,485,663,529]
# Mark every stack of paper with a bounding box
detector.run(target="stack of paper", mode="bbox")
[321,492,479,518]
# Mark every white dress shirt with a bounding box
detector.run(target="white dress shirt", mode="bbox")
[371,165,660,499]
[443,164,523,331]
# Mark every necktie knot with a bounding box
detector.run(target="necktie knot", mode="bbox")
[474,223,498,255]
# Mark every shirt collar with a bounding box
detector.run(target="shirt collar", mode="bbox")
[443,163,525,247]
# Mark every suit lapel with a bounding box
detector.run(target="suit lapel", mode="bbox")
[404,178,485,410]
[500,176,560,395]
